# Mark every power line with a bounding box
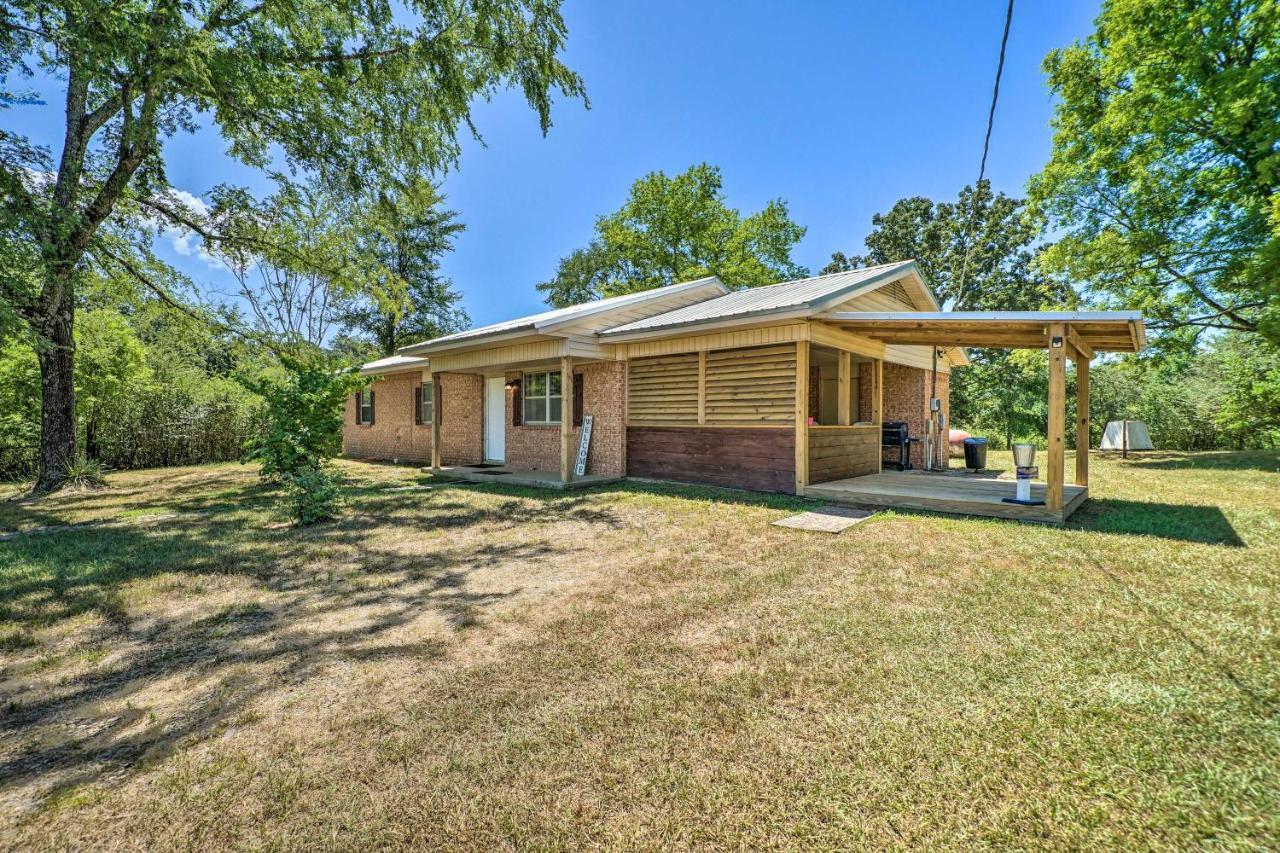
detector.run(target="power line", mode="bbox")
[978,0,1015,188]
[956,0,1015,306]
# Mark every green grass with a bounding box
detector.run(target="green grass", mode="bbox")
[0,452,1277,849]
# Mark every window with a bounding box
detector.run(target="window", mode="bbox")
[416,383,433,425]
[358,387,374,425]
[522,370,561,425]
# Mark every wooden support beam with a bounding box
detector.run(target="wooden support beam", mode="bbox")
[837,350,852,426]
[871,358,883,426]
[560,356,574,483]
[697,350,707,425]
[1046,323,1066,510]
[1075,356,1090,487]
[430,372,443,471]
[1066,325,1094,361]
[794,341,810,495]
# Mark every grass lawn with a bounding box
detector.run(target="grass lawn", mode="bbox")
[1,451,1278,849]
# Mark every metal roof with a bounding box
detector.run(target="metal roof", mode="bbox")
[599,261,923,337]
[399,276,727,354]
[358,354,429,376]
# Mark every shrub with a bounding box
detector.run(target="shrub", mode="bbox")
[63,455,106,489]
[241,355,366,481]
[283,465,345,525]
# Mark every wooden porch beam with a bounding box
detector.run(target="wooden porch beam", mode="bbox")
[795,341,810,495]
[560,356,574,484]
[1046,323,1067,511]
[837,350,852,426]
[871,358,883,426]
[1076,356,1090,487]
[430,371,443,471]
[1066,326,1094,361]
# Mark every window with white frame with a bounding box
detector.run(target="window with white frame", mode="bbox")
[522,370,562,424]
[417,383,433,425]
[358,387,374,424]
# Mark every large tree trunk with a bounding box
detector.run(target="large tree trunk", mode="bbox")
[34,293,77,494]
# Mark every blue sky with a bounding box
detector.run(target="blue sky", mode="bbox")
[13,0,1100,328]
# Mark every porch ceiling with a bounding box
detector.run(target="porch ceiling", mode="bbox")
[818,311,1145,353]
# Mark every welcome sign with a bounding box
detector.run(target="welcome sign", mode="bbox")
[574,414,593,477]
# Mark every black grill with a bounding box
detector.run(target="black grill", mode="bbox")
[881,421,917,471]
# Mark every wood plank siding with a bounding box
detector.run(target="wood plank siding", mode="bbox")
[626,427,795,493]
[808,425,880,484]
[627,344,798,428]
[704,345,796,425]
[627,353,701,425]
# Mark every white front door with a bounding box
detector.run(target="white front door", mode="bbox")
[484,376,506,462]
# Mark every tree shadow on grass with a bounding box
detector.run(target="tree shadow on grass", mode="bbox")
[0,476,618,815]
[1113,450,1280,473]
[1070,498,1245,546]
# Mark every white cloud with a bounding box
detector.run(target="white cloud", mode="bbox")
[153,188,225,270]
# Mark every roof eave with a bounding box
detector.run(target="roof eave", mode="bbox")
[398,326,541,356]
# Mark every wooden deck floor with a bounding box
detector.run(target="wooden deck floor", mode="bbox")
[805,471,1088,524]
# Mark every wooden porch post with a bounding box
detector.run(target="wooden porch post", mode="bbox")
[430,371,443,471]
[871,358,883,425]
[794,341,810,495]
[560,356,575,484]
[837,351,852,426]
[1046,323,1067,511]
[1075,353,1090,487]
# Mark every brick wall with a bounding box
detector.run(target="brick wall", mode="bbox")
[882,363,950,469]
[342,372,432,462]
[504,361,626,476]
[439,373,483,465]
[341,371,483,465]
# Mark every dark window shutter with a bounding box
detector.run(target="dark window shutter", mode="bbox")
[573,373,584,427]
[368,390,375,425]
[354,391,362,425]
[511,377,522,426]
[436,384,441,424]
[413,386,422,425]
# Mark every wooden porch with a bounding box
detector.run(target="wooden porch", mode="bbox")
[807,311,1146,520]
[805,470,1088,524]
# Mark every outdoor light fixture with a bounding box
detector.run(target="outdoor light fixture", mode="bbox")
[1051,335,1064,348]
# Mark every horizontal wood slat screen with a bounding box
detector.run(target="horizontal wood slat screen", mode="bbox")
[808,425,880,483]
[704,345,796,425]
[627,353,700,424]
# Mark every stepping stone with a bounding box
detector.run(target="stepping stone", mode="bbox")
[772,506,875,533]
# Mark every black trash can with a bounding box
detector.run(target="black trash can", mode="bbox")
[963,437,988,470]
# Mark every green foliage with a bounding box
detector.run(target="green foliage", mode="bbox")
[1208,335,1280,445]
[1,0,585,487]
[827,182,1074,448]
[241,357,366,481]
[0,289,263,481]
[1086,335,1280,451]
[62,455,106,490]
[283,465,346,525]
[0,334,41,477]
[537,164,808,307]
[1028,0,1280,343]
[951,350,1050,449]
[823,181,1069,311]
[337,177,469,355]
